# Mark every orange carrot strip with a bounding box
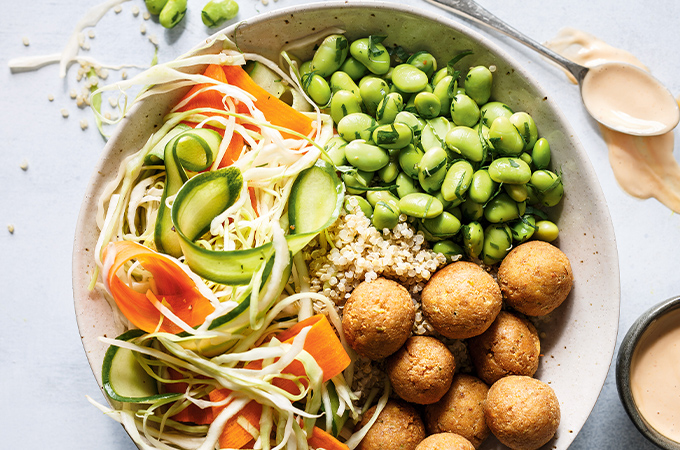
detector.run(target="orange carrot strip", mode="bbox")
[163,369,215,424]
[222,65,314,139]
[276,314,351,383]
[210,389,262,449]
[308,426,350,450]
[177,64,229,114]
[103,241,215,334]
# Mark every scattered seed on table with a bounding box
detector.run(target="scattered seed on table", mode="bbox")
[22,37,29,46]
[80,119,89,130]
[7,225,15,234]
[61,108,70,118]
[132,5,140,16]
[20,160,28,171]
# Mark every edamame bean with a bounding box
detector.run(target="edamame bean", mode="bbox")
[366,190,400,209]
[201,0,238,27]
[464,66,493,105]
[349,38,391,75]
[343,169,373,195]
[468,169,497,204]
[462,221,484,259]
[330,71,361,99]
[432,68,449,86]
[531,170,564,207]
[480,101,513,127]
[324,136,348,166]
[376,93,404,124]
[534,220,559,242]
[489,116,525,155]
[395,171,423,198]
[461,198,484,222]
[359,77,389,116]
[372,122,413,149]
[441,160,474,202]
[423,211,462,237]
[415,92,441,119]
[378,158,400,183]
[298,60,313,78]
[311,35,349,77]
[420,117,451,151]
[344,195,373,218]
[488,157,532,184]
[145,0,168,15]
[503,183,528,202]
[330,90,363,124]
[418,146,448,193]
[391,64,429,93]
[510,215,536,243]
[344,140,390,172]
[532,138,551,169]
[445,126,485,162]
[340,56,368,80]
[510,112,538,150]
[446,204,462,221]
[394,111,426,143]
[337,113,376,142]
[399,193,443,219]
[432,240,464,262]
[407,51,437,78]
[450,93,481,128]
[433,75,453,116]
[436,191,453,210]
[302,73,332,105]
[398,144,424,179]
[519,151,533,166]
[372,201,400,230]
[482,223,512,265]
[484,192,520,223]
[159,0,187,28]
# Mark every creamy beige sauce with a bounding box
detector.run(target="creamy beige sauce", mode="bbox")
[630,308,680,443]
[581,63,679,135]
[546,28,680,212]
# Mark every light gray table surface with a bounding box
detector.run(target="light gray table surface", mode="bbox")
[1,0,678,448]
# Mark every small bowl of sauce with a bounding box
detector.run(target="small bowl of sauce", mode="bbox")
[617,296,680,449]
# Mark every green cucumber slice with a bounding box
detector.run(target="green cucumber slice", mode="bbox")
[102,329,180,403]
[155,128,221,257]
[288,160,344,235]
[246,61,286,98]
[144,123,191,165]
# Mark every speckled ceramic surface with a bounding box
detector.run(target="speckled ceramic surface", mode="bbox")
[72,2,621,449]
[617,296,680,450]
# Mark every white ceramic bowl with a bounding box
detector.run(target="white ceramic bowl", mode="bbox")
[72,2,621,449]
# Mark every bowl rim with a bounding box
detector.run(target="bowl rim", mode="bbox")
[72,1,621,449]
[616,295,680,450]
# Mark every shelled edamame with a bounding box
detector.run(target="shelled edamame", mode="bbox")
[299,34,564,265]
[144,0,239,28]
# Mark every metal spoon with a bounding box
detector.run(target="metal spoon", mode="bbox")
[427,0,680,136]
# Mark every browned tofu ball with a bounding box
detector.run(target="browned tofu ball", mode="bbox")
[343,277,415,360]
[484,375,561,450]
[497,240,573,316]
[386,336,456,405]
[424,373,490,448]
[421,261,502,339]
[415,432,476,450]
[357,400,427,450]
[468,311,541,385]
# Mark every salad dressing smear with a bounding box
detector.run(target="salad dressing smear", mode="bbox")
[546,28,680,212]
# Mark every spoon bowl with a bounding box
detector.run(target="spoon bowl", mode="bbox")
[428,0,680,136]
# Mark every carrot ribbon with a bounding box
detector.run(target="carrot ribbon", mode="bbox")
[103,241,215,334]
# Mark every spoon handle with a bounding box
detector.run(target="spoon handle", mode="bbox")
[427,0,588,81]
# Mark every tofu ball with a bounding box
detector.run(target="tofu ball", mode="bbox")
[358,400,426,450]
[497,240,573,316]
[468,311,541,385]
[343,277,415,360]
[424,373,490,448]
[484,375,561,450]
[386,336,456,404]
[421,261,502,339]
[415,432,476,450]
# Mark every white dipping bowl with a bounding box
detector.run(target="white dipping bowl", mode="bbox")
[72,2,621,449]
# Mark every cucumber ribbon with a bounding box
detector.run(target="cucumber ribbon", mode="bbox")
[167,159,343,285]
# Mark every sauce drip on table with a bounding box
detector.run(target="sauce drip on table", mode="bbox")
[546,28,680,212]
